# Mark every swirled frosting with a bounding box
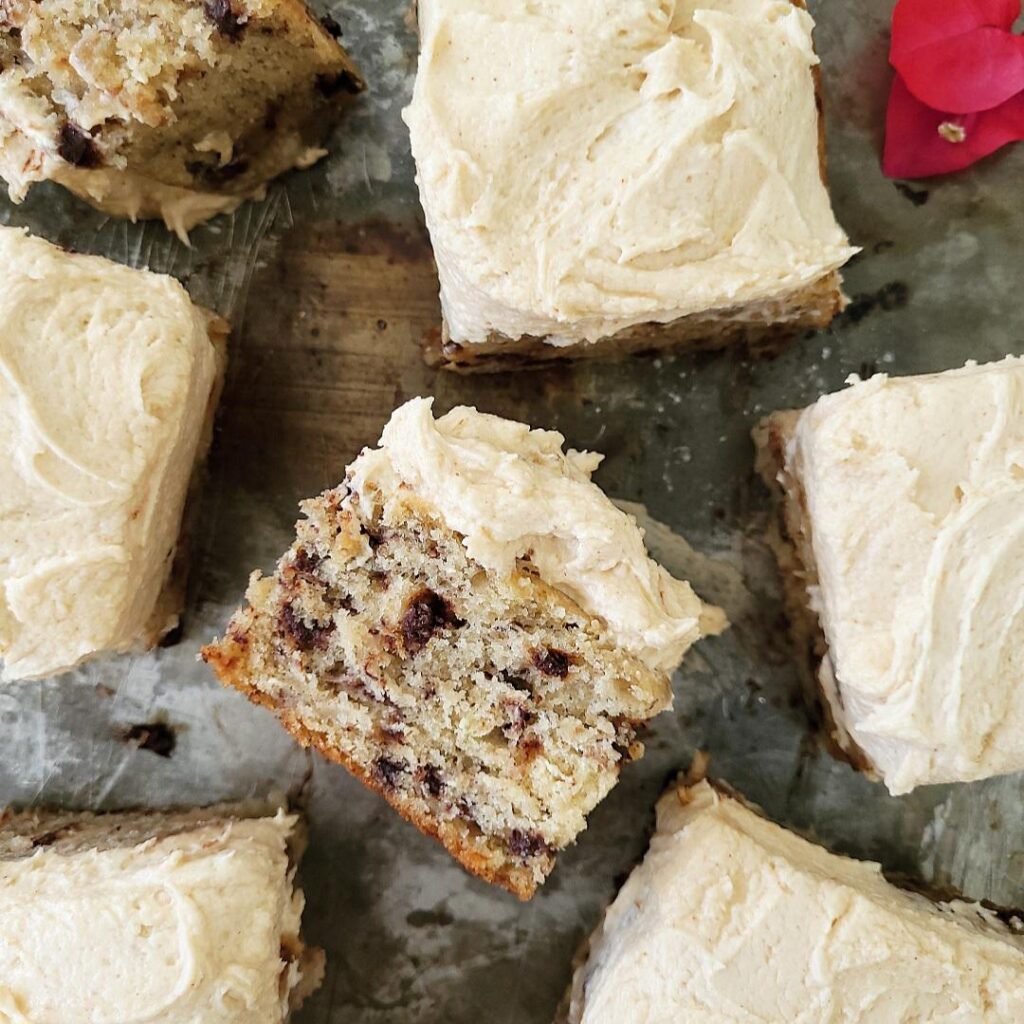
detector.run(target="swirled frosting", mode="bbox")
[348,398,725,675]
[570,781,1024,1023]
[0,227,222,681]
[785,358,1024,793]
[0,812,311,1023]
[405,0,856,346]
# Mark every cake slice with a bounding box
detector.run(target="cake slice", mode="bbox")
[0,802,322,1021]
[0,227,226,681]
[203,398,725,898]
[405,0,857,371]
[755,357,1024,794]
[567,777,1024,1023]
[0,0,364,239]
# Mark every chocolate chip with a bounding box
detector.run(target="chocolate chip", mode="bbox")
[533,647,570,678]
[279,603,334,652]
[400,589,464,653]
[502,704,535,740]
[122,722,176,759]
[372,756,407,790]
[418,764,445,798]
[31,830,64,848]
[185,157,250,188]
[315,69,363,97]
[507,829,550,862]
[319,12,343,38]
[56,123,101,168]
[501,671,533,693]
[204,0,245,38]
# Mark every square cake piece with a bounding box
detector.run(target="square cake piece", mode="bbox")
[203,398,725,898]
[0,803,322,1021]
[406,0,857,371]
[0,227,226,681]
[0,0,364,239]
[567,778,1024,1023]
[755,358,1024,794]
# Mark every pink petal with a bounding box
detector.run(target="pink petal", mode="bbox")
[883,73,1024,178]
[893,24,1024,113]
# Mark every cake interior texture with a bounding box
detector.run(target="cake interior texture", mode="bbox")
[0,802,322,1022]
[406,0,857,367]
[568,779,1024,1022]
[0,0,364,236]
[755,358,1024,794]
[0,226,226,682]
[205,399,723,898]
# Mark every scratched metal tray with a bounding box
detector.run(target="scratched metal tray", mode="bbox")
[2,1,1022,1019]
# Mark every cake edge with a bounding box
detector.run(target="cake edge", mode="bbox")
[751,411,878,778]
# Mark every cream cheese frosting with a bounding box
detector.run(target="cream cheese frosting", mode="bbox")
[0,812,311,1023]
[784,358,1024,794]
[0,227,223,681]
[569,780,1024,1023]
[348,398,725,675]
[405,0,857,346]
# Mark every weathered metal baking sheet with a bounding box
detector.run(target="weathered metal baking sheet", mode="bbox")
[1,1,1022,1019]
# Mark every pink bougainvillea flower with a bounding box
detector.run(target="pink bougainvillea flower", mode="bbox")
[891,0,1024,113]
[884,0,1024,178]
[883,73,1024,178]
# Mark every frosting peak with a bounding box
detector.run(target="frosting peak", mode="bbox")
[349,398,725,675]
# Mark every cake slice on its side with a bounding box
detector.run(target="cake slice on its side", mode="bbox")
[567,778,1024,1023]
[405,0,857,371]
[0,0,364,239]
[755,357,1024,794]
[203,398,725,898]
[0,803,322,1022]
[0,227,226,682]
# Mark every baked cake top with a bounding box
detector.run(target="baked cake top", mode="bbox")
[785,358,1024,793]
[569,780,1024,1022]
[405,0,857,345]
[0,809,309,1023]
[349,398,725,675]
[0,227,222,681]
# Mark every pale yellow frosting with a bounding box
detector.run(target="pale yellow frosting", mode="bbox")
[405,0,856,345]
[0,227,222,681]
[570,781,1024,1023]
[785,358,1024,794]
[0,813,309,1023]
[348,398,725,675]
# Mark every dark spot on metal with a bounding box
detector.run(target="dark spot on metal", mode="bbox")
[122,722,176,758]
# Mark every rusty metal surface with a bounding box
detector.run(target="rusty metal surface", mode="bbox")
[1,1,1023,1020]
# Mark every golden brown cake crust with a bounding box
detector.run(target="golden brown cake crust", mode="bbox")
[424,273,846,373]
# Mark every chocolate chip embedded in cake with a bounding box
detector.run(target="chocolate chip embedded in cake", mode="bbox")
[0,227,226,682]
[567,778,1024,1022]
[0,0,364,238]
[203,398,725,898]
[0,803,322,1021]
[755,357,1024,794]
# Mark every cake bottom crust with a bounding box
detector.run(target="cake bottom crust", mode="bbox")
[425,272,845,373]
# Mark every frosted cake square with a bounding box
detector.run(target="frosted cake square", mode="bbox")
[406,0,857,370]
[204,398,724,898]
[0,227,225,681]
[756,358,1024,793]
